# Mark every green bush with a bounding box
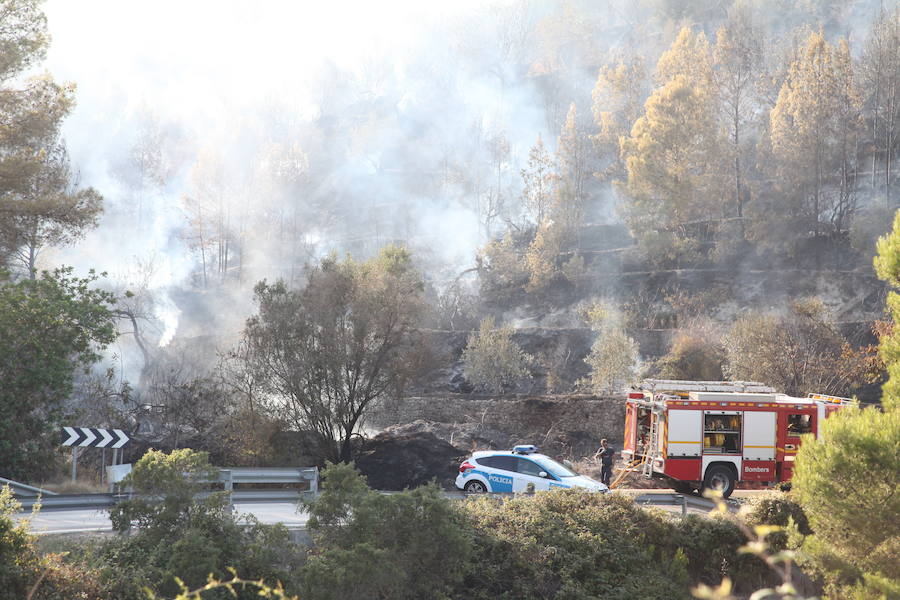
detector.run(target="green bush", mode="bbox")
[99,449,304,599]
[301,464,787,600]
[301,462,473,600]
[793,405,900,598]
[462,490,690,599]
[740,491,811,551]
[673,513,770,591]
[0,486,105,600]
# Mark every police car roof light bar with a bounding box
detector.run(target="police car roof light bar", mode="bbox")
[513,445,538,454]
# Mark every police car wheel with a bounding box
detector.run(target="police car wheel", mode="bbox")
[464,480,487,493]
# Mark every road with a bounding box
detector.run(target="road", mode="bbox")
[16,488,763,535]
[18,502,310,535]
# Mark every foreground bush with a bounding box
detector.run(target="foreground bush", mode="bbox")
[302,463,773,600]
[301,462,472,599]
[463,490,690,599]
[793,405,900,599]
[99,449,304,599]
[0,486,104,600]
[741,490,812,552]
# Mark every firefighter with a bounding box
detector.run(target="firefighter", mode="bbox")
[595,438,615,486]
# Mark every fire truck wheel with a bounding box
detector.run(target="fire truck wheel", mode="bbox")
[703,465,735,498]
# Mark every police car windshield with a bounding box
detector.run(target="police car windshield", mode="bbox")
[531,456,577,478]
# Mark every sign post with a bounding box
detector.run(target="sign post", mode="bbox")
[61,427,130,483]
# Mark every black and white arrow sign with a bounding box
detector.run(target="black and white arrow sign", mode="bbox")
[61,427,129,448]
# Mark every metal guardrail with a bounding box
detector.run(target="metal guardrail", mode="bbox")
[0,477,58,497]
[633,492,706,516]
[17,494,115,512]
[12,467,318,512]
[218,467,318,493]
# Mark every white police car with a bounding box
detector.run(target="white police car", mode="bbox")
[456,445,609,494]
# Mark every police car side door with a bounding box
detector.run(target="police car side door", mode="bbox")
[513,457,553,492]
[480,455,516,492]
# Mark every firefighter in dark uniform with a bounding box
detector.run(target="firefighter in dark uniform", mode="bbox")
[595,438,615,486]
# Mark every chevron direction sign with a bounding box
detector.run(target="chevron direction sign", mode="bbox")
[60,427,129,448]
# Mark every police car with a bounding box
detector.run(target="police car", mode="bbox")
[455,445,609,494]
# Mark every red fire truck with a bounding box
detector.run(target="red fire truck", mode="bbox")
[620,380,853,497]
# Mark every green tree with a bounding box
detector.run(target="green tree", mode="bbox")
[0,267,116,480]
[555,102,589,220]
[243,245,426,462]
[524,216,564,293]
[713,4,763,221]
[874,209,900,411]
[5,141,103,275]
[621,28,722,262]
[462,316,530,393]
[591,53,649,180]
[477,232,530,299]
[0,2,102,273]
[301,462,473,600]
[786,215,900,598]
[793,406,900,598]
[767,32,860,239]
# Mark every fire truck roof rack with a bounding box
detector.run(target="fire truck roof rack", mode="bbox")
[807,393,855,404]
[640,379,776,394]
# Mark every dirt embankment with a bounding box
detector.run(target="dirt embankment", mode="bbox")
[356,394,625,490]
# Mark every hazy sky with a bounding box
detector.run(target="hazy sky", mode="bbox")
[42,1,490,118]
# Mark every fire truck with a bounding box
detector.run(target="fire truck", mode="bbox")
[620,380,853,497]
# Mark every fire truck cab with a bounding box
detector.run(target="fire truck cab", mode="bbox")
[621,380,852,497]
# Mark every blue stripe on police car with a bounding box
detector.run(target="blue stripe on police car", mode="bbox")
[486,472,513,492]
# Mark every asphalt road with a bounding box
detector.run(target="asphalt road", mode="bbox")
[18,502,310,535]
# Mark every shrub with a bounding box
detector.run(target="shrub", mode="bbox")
[793,405,900,598]
[657,329,724,381]
[582,301,639,393]
[0,486,105,600]
[723,299,872,396]
[674,513,770,591]
[462,490,689,599]
[100,449,303,599]
[301,462,473,600]
[462,317,531,392]
[740,491,811,551]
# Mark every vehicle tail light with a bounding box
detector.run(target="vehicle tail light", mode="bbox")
[459,461,475,473]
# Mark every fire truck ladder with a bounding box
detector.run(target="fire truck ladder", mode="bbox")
[641,409,661,478]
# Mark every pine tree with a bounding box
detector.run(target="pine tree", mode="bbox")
[619,28,722,261]
[769,32,860,238]
[621,74,720,253]
[555,102,589,218]
[591,54,649,180]
[860,6,900,205]
[874,209,900,412]
[0,4,103,274]
[713,5,763,221]
[520,135,554,225]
